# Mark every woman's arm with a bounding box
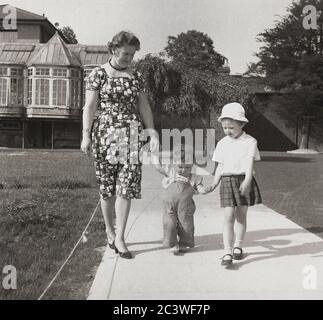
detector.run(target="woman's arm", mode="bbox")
[81,90,98,155]
[151,153,169,177]
[137,93,159,152]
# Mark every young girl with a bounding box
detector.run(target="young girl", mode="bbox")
[208,102,262,266]
[152,145,210,255]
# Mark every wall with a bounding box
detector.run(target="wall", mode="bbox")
[17,24,41,43]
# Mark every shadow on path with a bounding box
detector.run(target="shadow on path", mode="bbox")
[126,228,323,263]
[194,228,323,270]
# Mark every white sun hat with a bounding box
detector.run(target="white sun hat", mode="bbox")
[218,102,249,123]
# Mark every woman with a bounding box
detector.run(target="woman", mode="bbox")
[81,31,159,259]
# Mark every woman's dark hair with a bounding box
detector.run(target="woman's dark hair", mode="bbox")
[107,31,140,54]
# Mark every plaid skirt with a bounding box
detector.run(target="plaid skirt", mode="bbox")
[220,175,262,208]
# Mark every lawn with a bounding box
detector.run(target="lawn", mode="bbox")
[0,150,106,300]
[255,152,323,239]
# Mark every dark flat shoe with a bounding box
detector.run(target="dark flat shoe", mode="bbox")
[221,253,233,266]
[232,247,243,260]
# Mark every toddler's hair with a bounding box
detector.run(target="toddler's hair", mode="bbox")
[172,143,194,164]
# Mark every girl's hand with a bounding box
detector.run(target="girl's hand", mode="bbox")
[81,136,92,156]
[202,184,217,194]
[239,180,251,196]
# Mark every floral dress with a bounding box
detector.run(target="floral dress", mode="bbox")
[85,67,145,200]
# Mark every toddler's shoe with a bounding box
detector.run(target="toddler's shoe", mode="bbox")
[170,244,180,255]
[179,245,190,253]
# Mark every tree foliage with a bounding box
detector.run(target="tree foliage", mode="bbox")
[248,0,323,123]
[59,26,78,44]
[136,30,253,123]
[165,30,225,73]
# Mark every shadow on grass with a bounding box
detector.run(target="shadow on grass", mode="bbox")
[305,226,323,235]
[260,156,315,163]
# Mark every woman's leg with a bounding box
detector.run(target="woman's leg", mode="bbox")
[100,196,116,242]
[234,205,248,249]
[222,207,235,259]
[114,196,131,252]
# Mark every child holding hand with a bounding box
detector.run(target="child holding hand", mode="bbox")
[208,102,262,266]
[152,145,211,255]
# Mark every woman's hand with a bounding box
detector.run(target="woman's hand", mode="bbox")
[149,133,159,153]
[81,135,92,156]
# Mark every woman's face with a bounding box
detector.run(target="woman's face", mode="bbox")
[112,44,137,69]
[221,118,244,139]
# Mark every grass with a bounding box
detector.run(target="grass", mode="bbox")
[0,151,106,300]
[255,152,323,239]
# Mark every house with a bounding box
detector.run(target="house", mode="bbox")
[0,4,110,149]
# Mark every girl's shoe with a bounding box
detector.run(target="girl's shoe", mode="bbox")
[221,253,233,266]
[232,247,243,260]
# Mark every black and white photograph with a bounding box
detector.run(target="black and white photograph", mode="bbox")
[0,0,323,305]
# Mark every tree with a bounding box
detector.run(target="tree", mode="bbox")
[58,26,78,44]
[165,30,225,73]
[248,0,323,149]
[136,50,253,125]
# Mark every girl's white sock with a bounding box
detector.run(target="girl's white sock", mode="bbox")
[234,240,243,248]
[224,247,232,255]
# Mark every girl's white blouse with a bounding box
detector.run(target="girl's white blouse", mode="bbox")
[212,132,260,175]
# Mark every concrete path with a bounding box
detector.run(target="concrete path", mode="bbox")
[87,165,323,300]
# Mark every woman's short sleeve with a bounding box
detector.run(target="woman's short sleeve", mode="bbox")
[135,71,147,93]
[85,67,105,91]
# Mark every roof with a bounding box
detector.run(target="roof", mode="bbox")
[0,34,111,67]
[0,43,36,65]
[0,4,46,20]
[27,32,81,67]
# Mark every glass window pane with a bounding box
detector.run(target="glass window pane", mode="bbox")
[28,79,32,104]
[53,79,67,106]
[35,79,49,105]
[0,78,8,105]
[0,68,8,76]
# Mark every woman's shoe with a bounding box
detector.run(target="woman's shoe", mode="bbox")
[108,240,116,251]
[221,253,233,266]
[114,243,133,259]
[232,247,243,260]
